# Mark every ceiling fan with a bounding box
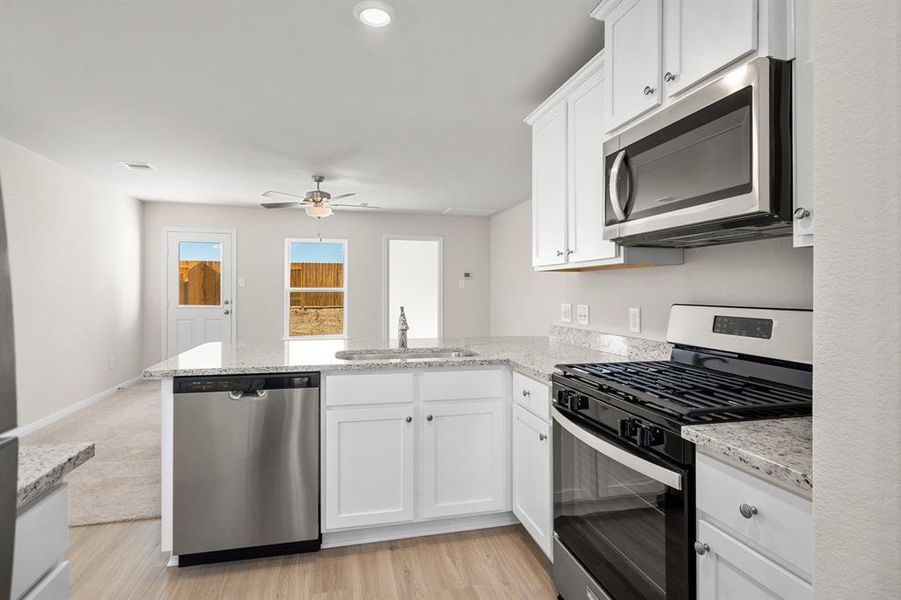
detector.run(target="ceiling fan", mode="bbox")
[260,175,379,219]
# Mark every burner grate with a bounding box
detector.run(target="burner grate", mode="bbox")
[558,361,812,421]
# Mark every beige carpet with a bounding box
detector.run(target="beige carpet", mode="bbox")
[24,380,161,526]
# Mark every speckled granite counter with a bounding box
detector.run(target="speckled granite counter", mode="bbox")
[142,336,666,381]
[17,442,95,509]
[683,417,812,497]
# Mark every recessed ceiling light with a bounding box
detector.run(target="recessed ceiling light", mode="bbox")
[120,161,155,171]
[353,1,395,27]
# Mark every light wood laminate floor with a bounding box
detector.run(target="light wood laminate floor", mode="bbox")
[68,520,556,600]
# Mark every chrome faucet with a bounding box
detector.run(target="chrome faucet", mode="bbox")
[398,306,409,350]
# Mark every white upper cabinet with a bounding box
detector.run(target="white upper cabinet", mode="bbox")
[567,69,617,263]
[663,0,758,97]
[530,102,568,267]
[603,0,663,131]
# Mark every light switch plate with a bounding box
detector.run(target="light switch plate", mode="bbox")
[576,304,590,325]
[561,303,572,323]
[629,307,641,333]
[238,277,246,288]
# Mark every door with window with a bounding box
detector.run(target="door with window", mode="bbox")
[166,231,234,358]
[385,236,442,341]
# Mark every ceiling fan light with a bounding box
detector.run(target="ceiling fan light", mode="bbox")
[354,1,395,27]
[305,204,334,219]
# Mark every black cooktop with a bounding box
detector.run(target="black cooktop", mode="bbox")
[556,360,812,426]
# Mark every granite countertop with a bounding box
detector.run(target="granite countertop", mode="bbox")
[683,417,812,497]
[143,336,645,381]
[17,442,95,509]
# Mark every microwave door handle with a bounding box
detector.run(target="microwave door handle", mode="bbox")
[552,407,683,490]
[609,150,628,222]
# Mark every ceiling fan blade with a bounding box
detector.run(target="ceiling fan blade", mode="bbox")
[331,203,381,209]
[327,193,357,201]
[262,190,307,200]
[261,201,305,209]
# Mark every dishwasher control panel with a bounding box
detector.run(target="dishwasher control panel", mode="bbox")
[174,373,320,394]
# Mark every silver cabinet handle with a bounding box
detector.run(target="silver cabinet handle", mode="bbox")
[427,415,434,422]
[223,309,231,315]
[609,150,628,222]
[739,503,759,519]
[793,207,811,220]
[664,72,676,82]
[539,433,548,441]
[555,250,564,257]
[522,390,531,397]
[694,541,710,556]
[643,85,655,95]
[565,249,574,256]
[405,416,412,423]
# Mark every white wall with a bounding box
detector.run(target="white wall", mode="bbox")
[811,0,901,596]
[489,200,813,340]
[0,137,143,427]
[142,202,489,365]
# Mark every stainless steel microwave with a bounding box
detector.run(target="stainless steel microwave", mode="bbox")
[603,57,793,248]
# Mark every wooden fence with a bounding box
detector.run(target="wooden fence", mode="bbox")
[179,260,221,305]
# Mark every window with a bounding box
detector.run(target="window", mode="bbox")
[178,241,222,306]
[285,239,347,338]
[385,236,442,339]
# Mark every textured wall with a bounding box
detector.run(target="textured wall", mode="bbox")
[488,200,813,340]
[0,137,144,427]
[811,0,901,595]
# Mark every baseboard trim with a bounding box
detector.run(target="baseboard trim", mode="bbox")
[4,374,143,438]
[321,511,520,549]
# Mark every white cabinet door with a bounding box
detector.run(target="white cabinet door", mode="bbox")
[325,406,415,530]
[567,68,617,264]
[697,520,813,600]
[531,102,568,267]
[421,400,507,519]
[511,404,552,558]
[605,0,662,131]
[664,0,758,97]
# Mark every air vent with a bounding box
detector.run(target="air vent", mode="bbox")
[119,161,155,171]
[442,207,496,217]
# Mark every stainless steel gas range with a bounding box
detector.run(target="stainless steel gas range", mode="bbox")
[551,305,812,600]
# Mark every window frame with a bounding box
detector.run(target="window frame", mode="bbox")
[284,237,349,340]
[382,234,444,341]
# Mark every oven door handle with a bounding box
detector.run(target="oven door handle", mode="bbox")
[552,407,683,491]
[609,150,628,222]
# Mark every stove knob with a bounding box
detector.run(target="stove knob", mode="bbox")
[637,425,664,448]
[619,419,639,439]
[572,394,589,411]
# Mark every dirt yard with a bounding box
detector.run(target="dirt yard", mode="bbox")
[289,307,343,336]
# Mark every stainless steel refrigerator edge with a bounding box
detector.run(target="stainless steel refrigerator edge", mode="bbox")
[0,178,20,599]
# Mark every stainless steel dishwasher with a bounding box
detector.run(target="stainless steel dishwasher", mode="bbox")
[173,373,320,566]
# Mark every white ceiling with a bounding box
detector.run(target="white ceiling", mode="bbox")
[0,0,603,214]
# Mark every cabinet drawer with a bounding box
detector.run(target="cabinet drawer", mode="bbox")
[12,484,68,600]
[696,453,812,576]
[421,369,506,402]
[325,373,414,406]
[512,372,550,421]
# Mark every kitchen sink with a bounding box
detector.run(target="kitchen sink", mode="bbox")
[335,348,478,361]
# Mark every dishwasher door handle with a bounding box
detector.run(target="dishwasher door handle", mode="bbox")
[227,390,269,401]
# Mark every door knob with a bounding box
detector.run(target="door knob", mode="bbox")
[223,309,231,315]
[405,416,412,423]
[427,415,434,422]
[694,541,710,556]
[224,299,231,305]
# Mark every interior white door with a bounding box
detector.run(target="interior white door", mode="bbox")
[325,405,415,530]
[567,67,618,263]
[165,230,233,358]
[696,519,813,600]
[664,0,758,97]
[420,400,507,519]
[512,404,552,558]
[531,102,568,267]
[605,0,663,131]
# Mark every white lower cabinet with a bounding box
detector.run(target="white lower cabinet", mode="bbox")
[421,400,507,519]
[697,520,812,600]
[324,405,415,529]
[511,404,552,559]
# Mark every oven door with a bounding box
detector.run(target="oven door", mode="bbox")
[552,407,691,600]
[603,57,791,245]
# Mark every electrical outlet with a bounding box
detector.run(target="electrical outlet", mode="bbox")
[629,307,641,333]
[577,304,590,325]
[561,303,572,323]
[108,356,115,370]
